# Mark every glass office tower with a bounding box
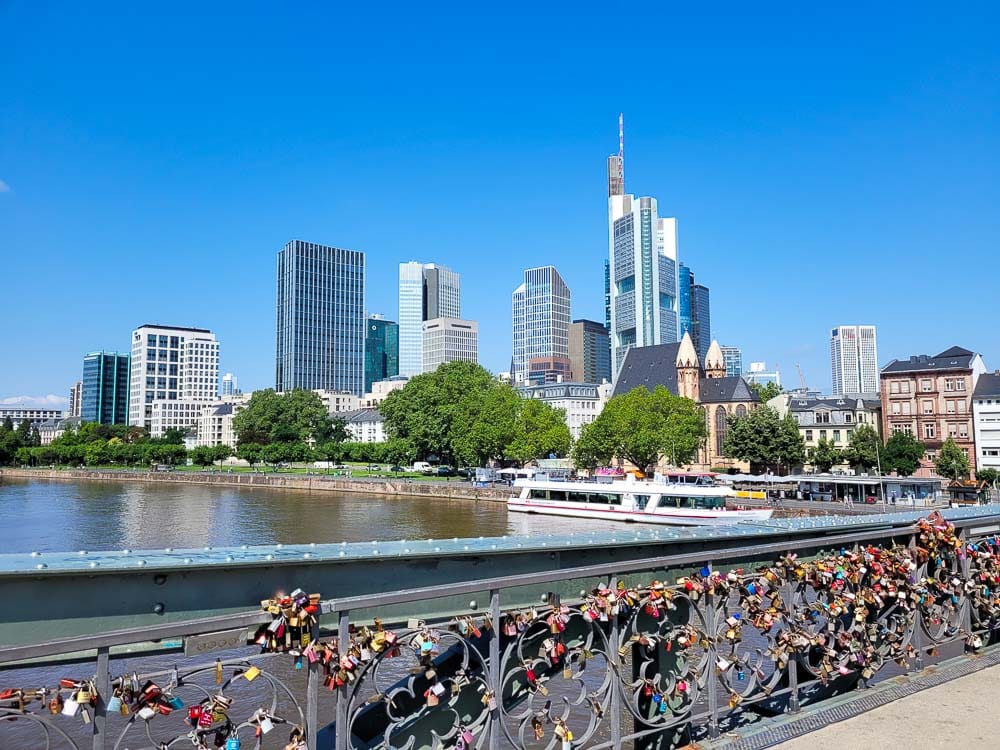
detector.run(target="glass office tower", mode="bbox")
[81,351,130,425]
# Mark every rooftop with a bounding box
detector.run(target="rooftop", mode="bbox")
[136,324,213,334]
[973,372,1000,399]
[881,346,977,374]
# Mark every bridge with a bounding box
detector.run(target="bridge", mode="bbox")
[1,505,999,749]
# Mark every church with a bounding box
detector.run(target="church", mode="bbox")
[612,332,759,471]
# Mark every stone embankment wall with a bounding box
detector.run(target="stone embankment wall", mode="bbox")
[0,468,511,502]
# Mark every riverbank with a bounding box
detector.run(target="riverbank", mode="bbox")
[0,467,511,502]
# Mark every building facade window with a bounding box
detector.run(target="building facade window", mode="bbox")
[715,406,728,456]
[923,423,936,440]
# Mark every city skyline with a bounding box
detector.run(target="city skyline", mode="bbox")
[2,5,999,405]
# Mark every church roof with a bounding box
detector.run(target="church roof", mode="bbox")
[705,340,725,371]
[675,332,699,368]
[613,343,758,403]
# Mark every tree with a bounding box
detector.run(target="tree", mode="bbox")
[211,444,233,466]
[723,406,805,474]
[381,362,496,463]
[452,385,520,467]
[570,387,706,474]
[883,431,926,477]
[935,437,971,481]
[749,382,783,403]
[237,442,263,470]
[382,438,417,469]
[507,399,572,465]
[977,468,999,488]
[15,446,34,466]
[809,437,841,473]
[233,389,334,446]
[189,446,216,468]
[844,424,881,473]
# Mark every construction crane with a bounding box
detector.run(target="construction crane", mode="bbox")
[795,363,807,390]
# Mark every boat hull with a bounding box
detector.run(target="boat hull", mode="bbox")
[507,498,772,526]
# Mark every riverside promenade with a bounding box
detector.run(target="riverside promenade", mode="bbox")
[773,663,1000,749]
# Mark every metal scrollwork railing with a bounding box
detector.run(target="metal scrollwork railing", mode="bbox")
[4,511,1000,750]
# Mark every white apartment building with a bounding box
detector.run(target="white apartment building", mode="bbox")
[516,382,613,440]
[0,406,66,425]
[399,262,461,377]
[973,372,1000,473]
[340,408,386,443]
[315,390,362,413]
[831,325,879,395]
[361,376,409,407]
[129,324,219,433]
[422,318,478,373]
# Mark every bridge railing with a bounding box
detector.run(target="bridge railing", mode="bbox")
[2,510,1000,750]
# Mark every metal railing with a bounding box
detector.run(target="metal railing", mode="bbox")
[2,510,1000,750]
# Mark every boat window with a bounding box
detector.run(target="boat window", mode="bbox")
[634,494,651,510]
[590,492,622,506]
[568,491,589,503]
[658,495,689,508]
[548,490,567,502]
[529,489,547,499]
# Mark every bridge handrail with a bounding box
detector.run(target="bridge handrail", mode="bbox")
[6,511,1000,664]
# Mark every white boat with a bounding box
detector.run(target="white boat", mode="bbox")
[507,475,773,526]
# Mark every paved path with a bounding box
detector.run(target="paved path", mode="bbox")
[772,663,1000,749]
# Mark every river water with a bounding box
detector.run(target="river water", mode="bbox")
[0,477,639,553]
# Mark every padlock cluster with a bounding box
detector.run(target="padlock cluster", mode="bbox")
[255,588,321,656]
[0,679,99,725]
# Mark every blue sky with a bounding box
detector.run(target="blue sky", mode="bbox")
[2,2,998,407]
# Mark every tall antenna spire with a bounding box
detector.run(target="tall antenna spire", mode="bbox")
[618,112,625,190]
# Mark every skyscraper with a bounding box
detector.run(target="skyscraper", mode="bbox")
[422,318,478,373]
[568,319,612,384]
[128,324,219,432]
[398,262,460,376]
[679,264,711,362]
[364,315,399,392]
[68,381,83,418]
[831,325,879,395]
[81,352,130,425]
[276,240,365,395]
[691,282,711,362]
[511,266,571,382]
[607,115,680,369]
[220,373,238,397]
[720,345,743,377]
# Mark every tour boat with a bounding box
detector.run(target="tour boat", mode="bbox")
[507,476,773,526]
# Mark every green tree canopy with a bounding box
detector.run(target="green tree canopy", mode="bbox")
[233,389,334,446]
[749,381,783,403]
[977,468,999,487]
[452,385,521,467]
[381,362,497,463]
[808,437,841,473]
[723,406,805,474]
[570,386,706,474]
[883,431,926,477]
[507,399,572,465]
[844,424,882,473]
[935,437,971,480]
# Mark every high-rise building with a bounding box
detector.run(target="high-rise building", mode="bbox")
[603,259,611,332]
[422,318,478,373]
[527,355,574,385]
[398,262,460,377]
[129,324,219,433]
[81,352,130,425]
[720,345,743,377]
[276,240,365,394]
[691,282,711,362]
[511,266,571,382]
[678,264,711,362]
[568,319,612,384]
[831,325,879,395]
[68,381,83,418]
[220,373,238,397]
[364,315,399,392]
[607,115,680,369]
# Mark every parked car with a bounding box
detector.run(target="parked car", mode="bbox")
[456,468,472,478]
[389,465,405,473]
[436,466,456,477]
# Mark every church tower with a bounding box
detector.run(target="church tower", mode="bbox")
[675,332,701,401]
[704,340,726,379]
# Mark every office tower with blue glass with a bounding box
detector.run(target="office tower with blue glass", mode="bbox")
[607,115,680,369]
[511,266,571,382]
[398,262,460,377]
[275,239,366,395]
[720,345,743,377]
[81,351,130,425]
[679,263,711,362]
[364,315,400,392]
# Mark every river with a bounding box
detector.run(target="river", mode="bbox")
[0,477,639,553]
